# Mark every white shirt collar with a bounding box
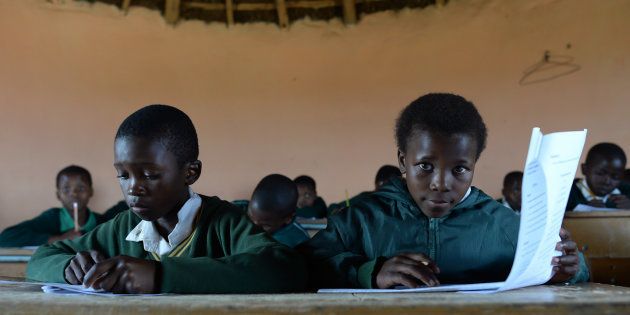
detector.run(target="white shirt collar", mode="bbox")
[459,187,472,203]
[501,198,513,210]
[125,188,202,256]
[577,178,621,203]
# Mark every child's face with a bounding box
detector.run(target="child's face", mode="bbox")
[56,174,93,214]
[582,156,625,196]
[503,180,522,211]
[114,137,198,222]
[247,201,293,234]
[296,185,316,208]
[398,130,477,218]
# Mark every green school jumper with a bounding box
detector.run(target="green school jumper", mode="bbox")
[230,200,310,248]
[327,191,372,215]
[296,197,328,219]
[299,177,589,289]
[566,179,630,210]
[26,195,308,294]
[0,208,102,247]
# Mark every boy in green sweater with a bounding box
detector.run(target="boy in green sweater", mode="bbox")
[300,93,588,289]
[497,171,523,213]
[566,142,630,210]
[0,165,104,247]
[27,105,306,294]
[294,175,327,219]
[246,174,310,248]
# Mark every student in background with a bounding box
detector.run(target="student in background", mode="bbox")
[0,165,106,247]
[497,171,523,213]
[300,93,588,289]
[566,143,630,210]
[26,105,306,294]
[246,174,310,248]
[328,165,402,214]
[294,175,327,219]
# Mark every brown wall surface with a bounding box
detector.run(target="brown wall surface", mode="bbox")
[1,0,629,230]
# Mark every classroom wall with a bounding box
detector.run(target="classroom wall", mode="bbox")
[1,0,629,230]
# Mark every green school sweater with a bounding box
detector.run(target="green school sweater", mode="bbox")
[0,208,103,247]
[26,195,308,294]
[101,200,129,221]
[273,220,310,248]
[566,179,630,210]
[299,177,589,289]
[296,197,328,219]
[327,191,372,215]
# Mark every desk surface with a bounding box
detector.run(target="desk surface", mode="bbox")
[1,280,629,315]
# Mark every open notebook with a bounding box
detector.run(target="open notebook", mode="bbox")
[319,128,587,294]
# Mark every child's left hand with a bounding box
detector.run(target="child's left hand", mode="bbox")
[548,228,580,283]
[609,194,630,209]
[82,255,159,293]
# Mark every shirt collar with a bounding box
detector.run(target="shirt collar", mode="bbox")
[125,188,202,255]
[577,178,621,203]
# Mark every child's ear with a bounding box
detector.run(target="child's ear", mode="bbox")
[55,190,61,202]
[184,160,202,185]
[397,150,407,175]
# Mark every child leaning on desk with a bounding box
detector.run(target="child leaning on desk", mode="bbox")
[299,93,589,289]
[26,105,307,294]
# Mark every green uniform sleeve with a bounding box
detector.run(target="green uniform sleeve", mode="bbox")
[25,215,123,283]
[0,209,61,247]
[159,210,307,293]
[299,215,376,289]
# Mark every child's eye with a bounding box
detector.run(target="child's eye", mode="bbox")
[453,166,469,175]
[144,174,160,180]
[418,163,433,171]
[116,174,129,180]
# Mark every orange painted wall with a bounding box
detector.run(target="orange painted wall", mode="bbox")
[1,0,629,230]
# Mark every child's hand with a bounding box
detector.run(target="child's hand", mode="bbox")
[82,256,159,294]
[375,253,440,289]
[587,199,606,208]
[609,195,630,209]
[64,250,105,285]
[549,228,580,283]
[48,230,82,244]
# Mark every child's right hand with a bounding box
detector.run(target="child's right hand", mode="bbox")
[64,250,105,285]
[375,253,440,289]
[587,199,606,208]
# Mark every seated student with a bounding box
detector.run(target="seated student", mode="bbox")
[0,165,106,247]
[566,143,630,210]
[328,165,402,214]
[497,171,523,213]
[26,105,306,294]
[245,174,310,248]
[299,93,588,289]
[294,175,327,218]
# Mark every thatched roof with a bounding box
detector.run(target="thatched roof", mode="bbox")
[81,0,442,27]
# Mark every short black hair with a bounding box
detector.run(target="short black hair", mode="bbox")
[56,165,92,188]
[115,104,199,167]
[395,93,487,159]
[503,171,523,188]
[294,175,316,191]
[375,165,401,185]
[251,174,298,217]
[585,143,627,166]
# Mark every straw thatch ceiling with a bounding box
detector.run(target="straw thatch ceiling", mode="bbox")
[78,0,442,27]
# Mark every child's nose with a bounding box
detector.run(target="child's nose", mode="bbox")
[430,171,451,191]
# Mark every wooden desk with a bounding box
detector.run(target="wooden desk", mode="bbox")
[0,280,629,315]
[0,248,34,278]
[564,211,630,286]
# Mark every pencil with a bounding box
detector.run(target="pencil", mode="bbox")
[345,189,350,207]
[73,202,80,232]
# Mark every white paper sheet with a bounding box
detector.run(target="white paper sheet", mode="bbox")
[318,128,587,294]
[40,283,163,296]
[573,204,616,212]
